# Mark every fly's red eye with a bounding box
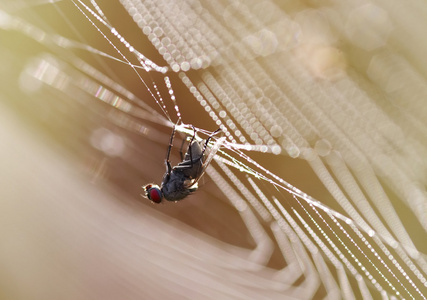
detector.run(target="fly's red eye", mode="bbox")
[148,187,162,203]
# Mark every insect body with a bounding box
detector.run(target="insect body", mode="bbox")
[143,124,223,204]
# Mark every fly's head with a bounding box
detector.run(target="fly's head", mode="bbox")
[142,184,163,204]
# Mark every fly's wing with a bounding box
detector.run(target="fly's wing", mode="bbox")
[184,136,226,189]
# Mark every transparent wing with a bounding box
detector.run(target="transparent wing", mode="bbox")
[185,136,226,188]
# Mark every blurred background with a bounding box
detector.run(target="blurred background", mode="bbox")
[0,0,426,299]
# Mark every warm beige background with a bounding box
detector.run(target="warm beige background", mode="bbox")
[1,1,426,299]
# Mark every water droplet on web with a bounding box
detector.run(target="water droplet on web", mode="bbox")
[270,124,282,138]
[142,26,151,34]
[180,61,190,71]
[314,138,332,156]
[171,63,180,72]
[287,145,301,158]
[153,27,163,37]
[269,145,280,155]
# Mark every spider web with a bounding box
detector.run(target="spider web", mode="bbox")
[1,0,427,299]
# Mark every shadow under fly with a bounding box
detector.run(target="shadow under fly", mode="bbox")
[143,121,224,203]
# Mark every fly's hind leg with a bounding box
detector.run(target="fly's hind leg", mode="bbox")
[200,127,222,159]
[173,125,200,179]
[179,138,186,161]
[187,125,197,169]
[165,118,181,175]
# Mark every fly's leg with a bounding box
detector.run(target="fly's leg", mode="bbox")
[178,124,196,161]
[165,118,181,175]
[187,125,197,169]
[179,138,186,161]
[173,126,221,172]
[200,128,222,158]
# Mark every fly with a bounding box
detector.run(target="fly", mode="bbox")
[142,122,224,203]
